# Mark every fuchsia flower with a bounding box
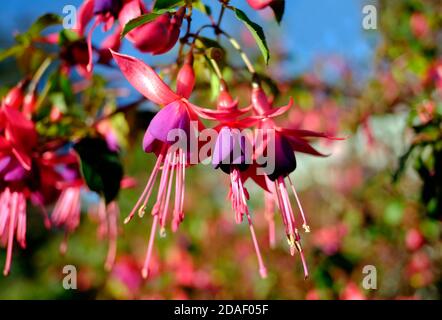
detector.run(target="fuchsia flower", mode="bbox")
[111,50,206,278]
[0,95,52,275]
[76,0,124,73]
[92,200,120,270]
[198,81,267,278]
[312,223,348,255]
[77,0,184,74]
[251,85,341,278]
[49,153,84,254]
[49,151,127,271]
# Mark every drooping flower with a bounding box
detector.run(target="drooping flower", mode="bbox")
[75,0,124,73]
[49,154,84,254]
[76,0,184,74]
[111,50,206,278]
[251,85,341,278]
[200,81,267,278]
[90,199,120,271]
[0,101,53,275]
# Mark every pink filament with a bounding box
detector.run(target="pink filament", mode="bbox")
[124,146,166,224]
[273,179,310,278]
[141,147,186,278]
[52,186,82,233]
[287,176,310,232]
[1,189,27,276]
[104,201,119,271]
[264,192,276,248]
[159,151,176,232]
[86,18,101,73]
[172,149,186,231]
[229,168,248,224]
[142,215,159,279]
[246,214,267,279]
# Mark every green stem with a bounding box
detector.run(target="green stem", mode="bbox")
[28,57,52,93]
[220,30,256,74]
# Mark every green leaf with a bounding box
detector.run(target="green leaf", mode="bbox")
[121,9,173,37]
[15,14,62,44]
[232,8,270,64]
[0,46,23,62]
[270,0,285,24]
[58,29,80,47]
[154,0,185,10]
[28,13,62,36]
[196,36,224,50]
[74,137,124,204]
[49,93,68,113]
[193,1,212,16]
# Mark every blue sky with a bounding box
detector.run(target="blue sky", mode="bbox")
[1,0,377,81]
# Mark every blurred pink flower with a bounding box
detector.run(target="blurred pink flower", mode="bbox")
[340,282,366,300]
[312,223,348,255]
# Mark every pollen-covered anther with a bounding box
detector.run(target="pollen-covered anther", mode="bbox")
[137,204,147,218]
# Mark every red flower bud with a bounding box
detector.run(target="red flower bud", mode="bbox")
[3,81,27,109]
[129,7,185,55]
[176,54,195,99]
[246,0,275,10]
[22,91,37,118]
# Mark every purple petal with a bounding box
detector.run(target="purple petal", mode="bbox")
[267,133,297,181]
[212,127,234,169]
[147,100,190,144]
[94,0,121,16]
[0,156,11,173]
[4,163,26,181]
[143,130,157,153]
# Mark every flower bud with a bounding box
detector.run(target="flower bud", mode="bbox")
[130,7,185,55]
[3,81,27,109]
[22,91,37,118]
[176,53,195,99]
[246,0,275,10]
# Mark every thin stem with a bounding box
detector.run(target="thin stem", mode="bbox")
[28,57,52,93]
[217,5,226,27]
[209,56,224,80]
[220,30,256,74]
